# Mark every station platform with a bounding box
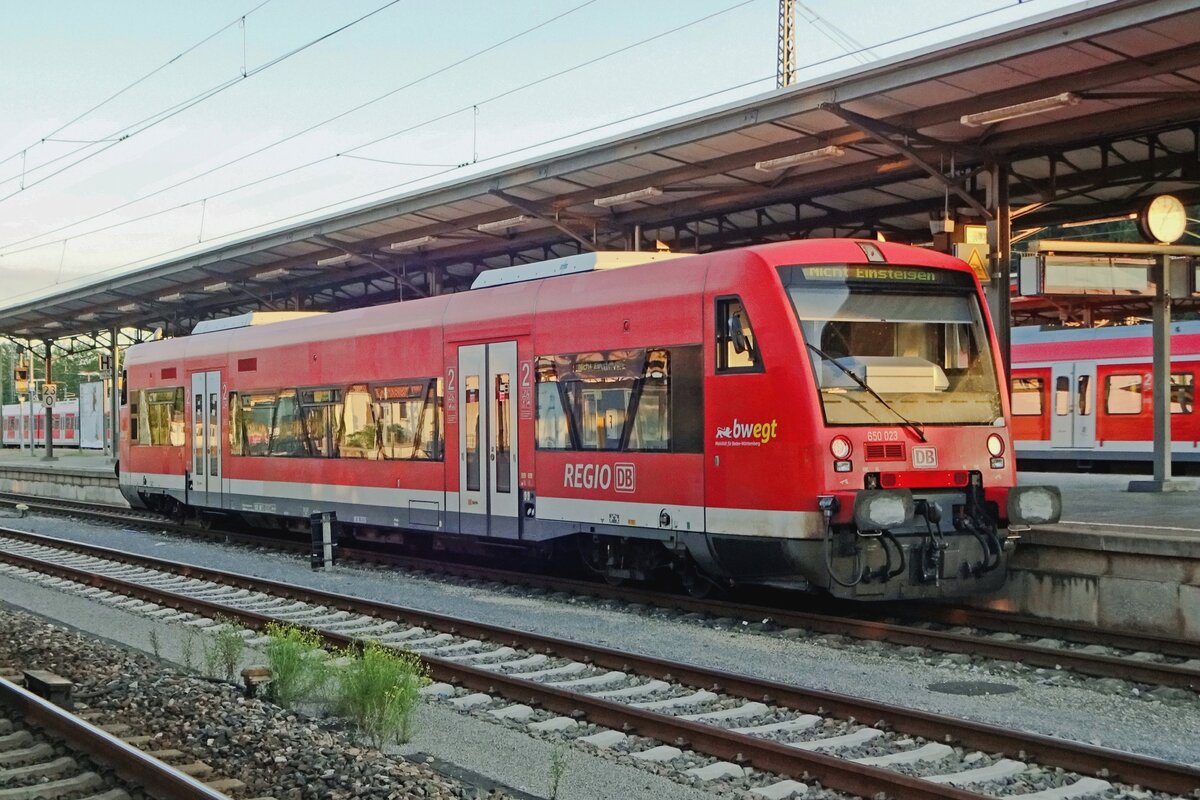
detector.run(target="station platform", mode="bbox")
[0,448,1194,637]
[0,448,122,505]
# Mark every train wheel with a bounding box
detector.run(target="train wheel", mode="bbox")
[680,561,716,599]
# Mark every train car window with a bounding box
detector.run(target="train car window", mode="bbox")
[269,390,307,456]
[339,384,378,459]
[373,380,443,461]
[135,387,185,446]
[1172,372,1194,414]
[228,393,243,455]
[1010,377,1044,416]
[1104,374,1142,415]
[299,388,343,458]
[464,375,481,490]
[1054,377,1070,416]
[535,346,703,452]
[241,392,277,456]
[715,297,762,373]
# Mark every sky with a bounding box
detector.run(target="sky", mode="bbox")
[0,0,1082,303]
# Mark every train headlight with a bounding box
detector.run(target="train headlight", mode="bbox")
[1007,485,1062,525]
[830,436,852,460]
[986,433,1005,457]
[853,489,914,531]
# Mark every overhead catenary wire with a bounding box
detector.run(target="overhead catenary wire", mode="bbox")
[0,0,601,254]
[0,0,276,172]
[0,0,406,202]
[2,0,1044,285]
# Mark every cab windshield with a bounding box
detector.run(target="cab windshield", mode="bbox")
[787,280,1002,426]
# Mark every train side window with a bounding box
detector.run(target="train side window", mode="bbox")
[1054,377,1070,416]
[1010,377,1044,416]
[1077,375,1092,416]
[135,387,185,446]
[299,387,343,458]
[1172,372,1194,414]
[535,346,703,453]
[228,393,243,455]
[339,384,379,459]
[373,380,443,461]
[241,392,277,456]
[269,389,307,456]
[715,297,762,372]
[1104,374,1142,415]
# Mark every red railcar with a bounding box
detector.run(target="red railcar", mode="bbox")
[1011,321,1200,467]
[119,240,1057,600]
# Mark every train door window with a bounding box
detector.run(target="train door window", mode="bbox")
[299,388,342,458]
[464,375,481,491]
[374,381,442,460]
[1077,375,1092,416]
[241,392,277,456]
[494,372,511,492]
[716,297,761,372]
[208,392,219,475]
[228,393,243,455]
[1054,376,1070,416]
[65,414,75,438]
[1172,372,1194,414]
[194,393,204,474]
[269,390,306,456]
[1010,377,1044,416]
[1104,374,1142,415]
[339,384,379,459]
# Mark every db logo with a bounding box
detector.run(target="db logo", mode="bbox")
[615,463,636,494]
[912,446,938,469]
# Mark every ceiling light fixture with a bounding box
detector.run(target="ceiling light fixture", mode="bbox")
[754,145,845,172]
[1059,212,1138,230]
[118,303,139,312]
[594,186,663,208]
[477,215,532,234]
[43,321,61,329]
[960,92,1080,127]
[316,253,353,267]
[254,268,289,280]
[158,292,184,302]
[77,312,98,321]
[203,281,231,293]
[387,236,436,251]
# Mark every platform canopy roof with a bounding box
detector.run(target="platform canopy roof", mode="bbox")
[3,0,1200,349]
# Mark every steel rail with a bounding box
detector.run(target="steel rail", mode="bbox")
[0,675,230,800]
[1,529,1197,796]
[3,493,1199,684]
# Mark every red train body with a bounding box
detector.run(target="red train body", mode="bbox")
[118,240,1058,600]
[1011,321,1200,466]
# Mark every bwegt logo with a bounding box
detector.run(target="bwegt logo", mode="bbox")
[715,418,779,446]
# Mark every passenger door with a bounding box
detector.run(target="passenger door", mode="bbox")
[457,342,519,538]
[190,371,223,507]
[1050,363,1095,449]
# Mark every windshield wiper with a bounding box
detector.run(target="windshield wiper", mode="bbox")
[806,342,927,443]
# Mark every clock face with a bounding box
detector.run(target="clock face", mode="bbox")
[1140,194,1187,244]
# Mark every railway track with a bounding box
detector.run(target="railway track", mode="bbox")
[3,491,1198,694]
[0,669,236,800]
[0,528,1196,799]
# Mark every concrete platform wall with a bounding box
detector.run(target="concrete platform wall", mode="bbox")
[982,527,1200,639]
[0,464,125,506]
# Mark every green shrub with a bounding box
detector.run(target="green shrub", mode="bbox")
[263,623,331,707]
[203,618,247,681]
[333,642,429,747]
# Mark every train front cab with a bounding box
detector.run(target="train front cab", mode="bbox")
[692,241,1060,600]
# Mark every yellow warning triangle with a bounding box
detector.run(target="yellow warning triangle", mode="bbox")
[966,247,987,281]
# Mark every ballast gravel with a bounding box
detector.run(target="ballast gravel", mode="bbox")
[0,603,507,800]
[3,513,1199,773]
